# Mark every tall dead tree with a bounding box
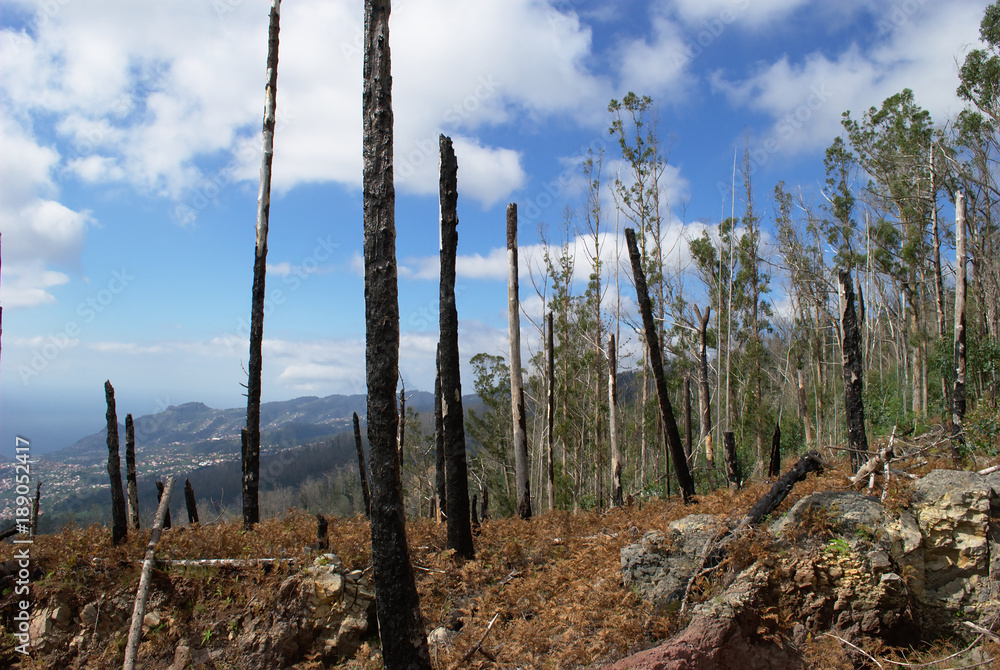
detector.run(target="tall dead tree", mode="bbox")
[125,413,140,531]
[352,412,371,517]
[507,203,532,520]
[683,377,693,465]
[625,228,695,503]
[243,0,281,532]
[438,134,475,560]
[693,305,713,469]
[608,333,623,507]
[768,422,781,477]
[398,381,406,473]
[105,380,127,546]
[29,481,40,537]
[155,481,171,530]
[363,1,433,666]
[184,479,199,524]
[434,346,446,520]
[723,431,741,489]
[838,270,868,473]
[546,311,556,511]
[953,191,968,455]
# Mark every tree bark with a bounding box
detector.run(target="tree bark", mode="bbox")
[123,477,174,670]
[125,413,140,531]
[624,228,695,502]
[547,311,556,510]
[316,513,329,552]
[741,451,823,529]
[953,191,968,456]
[105,380,127,546]
[683,377,693,466]
[839,270,868,473]
[363,1,432,666]
[723,431,741,490]
[434,346,446,521]
[29,481,40,537]
[438,134,475,560]
[155,481,171,529]
[184,479,199,525]
[694,305,713,469]
[352,412,371,517]
[608,333,623,507]
[244,0,281,532]
[930,145,946,339]
[767,422,781,478]
[796,368,813,447]
[507,204,532,520]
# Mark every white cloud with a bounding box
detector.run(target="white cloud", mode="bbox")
[709,1,989,156]
[671,0,810,27]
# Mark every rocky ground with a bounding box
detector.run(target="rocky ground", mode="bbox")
[1,445,998,669]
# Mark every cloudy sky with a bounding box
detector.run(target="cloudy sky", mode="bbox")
[1,0,991,453]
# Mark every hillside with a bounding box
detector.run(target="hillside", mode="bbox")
[1,440,998,669]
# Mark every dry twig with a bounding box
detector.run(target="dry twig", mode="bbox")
[459,612,501,664]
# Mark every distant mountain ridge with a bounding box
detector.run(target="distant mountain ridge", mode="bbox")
[49,392,440,465]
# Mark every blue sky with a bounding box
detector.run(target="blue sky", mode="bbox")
[1,0,991,453]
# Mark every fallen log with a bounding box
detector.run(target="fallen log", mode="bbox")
[849,427,896,487]
[738,450,824,531]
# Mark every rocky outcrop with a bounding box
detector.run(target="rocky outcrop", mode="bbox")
[614,469,999,669]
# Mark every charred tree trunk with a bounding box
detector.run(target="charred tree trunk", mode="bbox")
[438,134,475,560]
[723,431,741,490]
[546,311,556,511]
[398,383,406,474]
[624,228,695,502]
[434,346,446,521]
[363,1,432,666]
[155,481,172,530]
[316,514,329,552]
[741,451,823,529]
[243,0,281,532]
[29,481,40,537]
[125,413,140,531]
[953,191,968,456]
[838,270,868,473]
[694,305,713,470]
[105,380,127,546]
[507,203,532,520]
[184,479,199,525]
[481,482,489,522]
[353,412,371,517]
[608,333,623,507]
[767,422,781,478]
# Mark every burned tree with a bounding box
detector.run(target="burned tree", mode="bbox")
[125,413,140,531]
[352,412,371,517]
[29,481,40,537]
[625,228,695,502]
[546,311,556,511]
[953,191,968,454]
[434,346,446,520]
[105,380,128,546]
[184,479,199,525]
[362,1,433,666]
[155,481,172,530]
[243,0,281,532]
[439,135,475,559]
[507,203,532,520]
[838,270,868,472]
[723,431,741,489]
[608,334,623,507]
[768,422,781,478]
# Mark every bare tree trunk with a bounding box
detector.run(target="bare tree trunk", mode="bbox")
[438,134,475,560]
[931,145,946,340]
[29,481,40,537]
[953,191,968,457]
[723,431,741,489]
[507,204,532,520]
[184,479,199,524]
[244,0,281,532]
[105,380,127,546]
[546,311,556,510]
[398,382,406,474]
[352,412,371,517]
[608,334,623,507]
[154,481,171,529]
[625,228,695,502]
[694,305,713,469]
[767,422,781,478]
[123,477,174,670]
[796,368,813,447]
[434,346,446,521]
[839,270,868,473]
[363,1,433,666]
[683,377,693,466]
[125,414,140,531]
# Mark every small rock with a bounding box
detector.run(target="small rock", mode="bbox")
[143,611,162,629]
[79,602,98,628]
[428,626,455,649]
[170,644,192,670]
[52,604,72,626]
[869,550,891,571]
